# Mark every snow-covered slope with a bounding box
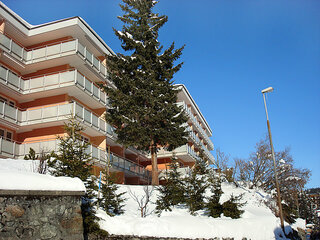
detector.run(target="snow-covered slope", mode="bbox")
[0,158,305,239]
[97,183,305,240]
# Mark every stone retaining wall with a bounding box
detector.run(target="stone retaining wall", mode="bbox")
[90,234,249,240]
[0,189,85,240]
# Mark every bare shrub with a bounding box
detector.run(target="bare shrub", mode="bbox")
[128,185,154,217]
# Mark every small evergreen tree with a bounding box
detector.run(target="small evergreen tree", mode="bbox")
[48,117,101,236]
[49,118,96,194]
[206,174,224,218]
[24,148,38,160]
[99,171,126,216]
[222,194,245,219]
[185,153,209,215]
[103,0,188,185]
[155,155,185,215]
[281,202,298,224]
[298,191,317,225]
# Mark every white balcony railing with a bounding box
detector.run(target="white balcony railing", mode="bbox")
[200,142,215,163]
[187,126,201,146]
[0,101,117,138]
[178,102,214,150]
[0,34,109,81]
[0,137,150,179]
[156,144,201,162]
[0,65,108,106]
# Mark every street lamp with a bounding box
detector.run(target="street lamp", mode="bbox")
[261,87,285,231]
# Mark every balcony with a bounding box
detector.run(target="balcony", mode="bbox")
[179,102,214,150]
[156,144,201,163]
[186,126,214,163]
[0,100,115,137]
[187,126,201,146]
[0,66,108,108]
[109,152,151,180]
[0,137,150,180]
[0,34,111,83]
[199,141,215,164]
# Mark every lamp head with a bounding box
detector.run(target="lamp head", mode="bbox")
[261,87,274,94]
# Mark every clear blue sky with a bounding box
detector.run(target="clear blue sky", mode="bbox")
[4,0,319,188]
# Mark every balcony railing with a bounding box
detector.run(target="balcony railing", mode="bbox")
[0,137,19,157]
[186,125,214,163]
[0,100,18,123]
[156,144,201,162]
[109,152,151,180]
[0,65,108,106]
[0,100,117,138]
[178,102,214,150]
[0,34,109,81]
[0,137,150,179]
[199,142,215,164]
[175,144,201,161]
[186,126,201,146]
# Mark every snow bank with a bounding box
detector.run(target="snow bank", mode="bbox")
[0,158,40,173]
[0,159,85,192]
[97,184,300,240]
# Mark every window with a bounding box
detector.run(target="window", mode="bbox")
[6,131,12,141]
[80,135,89,143]
[0,129,4,138]
[9,101,15,107]
[0,95,15,107]
[0,96,6,103]
[0,128,13,141]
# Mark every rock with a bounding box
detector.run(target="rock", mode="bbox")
[61,215,83,233]
[21,228,34,239]
[39,217,48,222]
[40,223,57,239]
[5,205,25,218]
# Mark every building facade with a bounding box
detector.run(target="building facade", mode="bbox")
[0,2,214,184]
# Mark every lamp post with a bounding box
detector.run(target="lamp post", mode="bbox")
[261,87,285,231]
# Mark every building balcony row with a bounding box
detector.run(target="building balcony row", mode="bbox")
[186,125,215,163]
[155,144,214,165]
[0,100,117,139]
[0,65,108,109]
[179,102,214,150]
[0,137,150,180]
[0,33,112,85]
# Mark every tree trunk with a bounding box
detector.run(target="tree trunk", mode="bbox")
[150,139,159,186]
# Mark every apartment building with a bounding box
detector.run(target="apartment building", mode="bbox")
[0,2,214,184]
[146,84,215,179]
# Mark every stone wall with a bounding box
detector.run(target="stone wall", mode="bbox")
[90,234,249,240]
[0,189,85,240]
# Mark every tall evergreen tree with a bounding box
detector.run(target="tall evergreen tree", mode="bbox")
[48,117,101,236]
[102,0,188,185]
[155,155,185,215]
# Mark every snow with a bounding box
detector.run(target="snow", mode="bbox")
[285,176,301,181]
[279,159,286,164]
[0,159,85,192]
[97,183,302,240]
[117,30,145,47]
